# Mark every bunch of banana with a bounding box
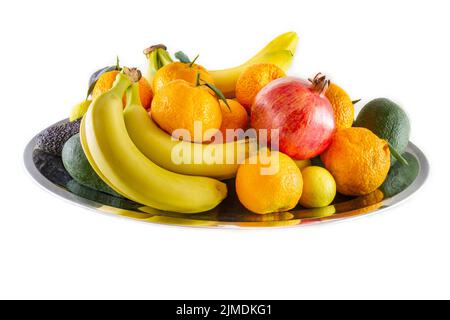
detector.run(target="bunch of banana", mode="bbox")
[80,68,227,213]
[123,87,250,180]
[143,31,299,98]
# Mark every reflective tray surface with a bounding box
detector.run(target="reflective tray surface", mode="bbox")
[24,121,429,228]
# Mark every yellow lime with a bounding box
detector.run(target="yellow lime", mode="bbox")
[69,100,91,122]
[299,166,336,208]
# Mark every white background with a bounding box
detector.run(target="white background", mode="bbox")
[1,0,449,299]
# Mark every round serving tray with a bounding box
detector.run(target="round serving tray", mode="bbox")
[24,120,429,228]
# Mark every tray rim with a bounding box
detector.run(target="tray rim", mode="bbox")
[23,119,429,229]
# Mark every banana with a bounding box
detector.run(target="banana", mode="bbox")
[80,69,227,213]
[123,86,249,180]
[209,32,299,98]
[248,31,299,62]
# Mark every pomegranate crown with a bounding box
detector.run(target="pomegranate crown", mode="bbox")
[308,73,330,94]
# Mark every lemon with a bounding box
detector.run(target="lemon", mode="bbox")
[69,100,91,122]
[299,166,336,208]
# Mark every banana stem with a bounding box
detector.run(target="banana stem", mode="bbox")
[146,50,159,84]
[110,72,133,98]
[125,83,142,107]
[144,45,173,84]
[158,48,173,66]
[123,67,142,83]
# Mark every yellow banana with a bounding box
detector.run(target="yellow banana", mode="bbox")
[123,87,249,180]
[246,31,299,62]
[209,32,299,97]
[80,69,227,213]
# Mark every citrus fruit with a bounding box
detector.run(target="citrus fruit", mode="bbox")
[151,79,222,143]
[299,166,336,208]
[321,127,391,196]
[91,70,153,109]
[325,82,354,129]
[153,61,215,94]
[136,76,153,109]
[354,98,410,165]
[236,151,303,214]
[235,63,286,111]
[91,70,119,99]
[217,99,249,141]
[69,100,91,122]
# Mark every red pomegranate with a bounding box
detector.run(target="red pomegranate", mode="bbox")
[251,74,336,160]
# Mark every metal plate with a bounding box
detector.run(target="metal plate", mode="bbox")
[24,120,429,228]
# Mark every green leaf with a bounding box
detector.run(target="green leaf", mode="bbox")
[174,51,191,63]
[86,80,98,100]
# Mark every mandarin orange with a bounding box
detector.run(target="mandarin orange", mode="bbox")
[321,127,390,196]
[235,63,286,112]
[151,79,222,143]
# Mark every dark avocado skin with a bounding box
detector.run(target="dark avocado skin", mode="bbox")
[66,180,135,209]
[379,152,419,198]
[62,134,121,197]
[35,119,80,156]
[354,98,410,165]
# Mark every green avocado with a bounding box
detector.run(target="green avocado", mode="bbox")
[62,134,121,197]
[354,98,410,165]
[379,152,419,198]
